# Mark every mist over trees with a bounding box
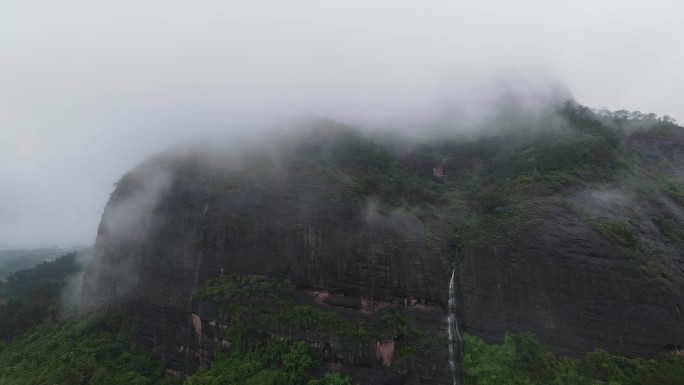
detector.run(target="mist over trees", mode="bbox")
[590,105,677,127]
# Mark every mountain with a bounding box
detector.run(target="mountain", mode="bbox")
[82,102,684,384]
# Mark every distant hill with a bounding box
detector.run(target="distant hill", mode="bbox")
[0,251,81,339]
[0,247,80,279]
[0,251,82,302]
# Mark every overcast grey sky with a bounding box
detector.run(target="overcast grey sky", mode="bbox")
[1,0,683,247]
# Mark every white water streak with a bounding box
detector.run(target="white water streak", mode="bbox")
[448,269,462,385]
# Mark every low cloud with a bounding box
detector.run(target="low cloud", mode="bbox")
[82,165,172,308]
[1,0,683,247]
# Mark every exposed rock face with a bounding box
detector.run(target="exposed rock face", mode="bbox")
[83,122,684,383]
[461,195,683,358]
[83,153,454,383]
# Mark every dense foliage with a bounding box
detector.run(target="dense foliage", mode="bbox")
[0,282,61,341]
[0,256,681,384]
[284,121,446,217]
[0,312,179,385]
[2,308,681,385]
[464,332,684,385]
[198,275,684,384]
[0,252,177,384]
[199,274,430,364]
[0,251,81,340]
[190,275,374,384]
[186,341,352,385]
[0,251,80,300]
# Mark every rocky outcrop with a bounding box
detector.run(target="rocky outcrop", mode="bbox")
[83,123,684,383]
[83,155,455,383]
[460,193,684,358]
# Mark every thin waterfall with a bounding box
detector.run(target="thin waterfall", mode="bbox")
[448,269,463,385]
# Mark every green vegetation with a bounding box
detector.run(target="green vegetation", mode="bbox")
[273,107,680,276]
[189,106,676,270]
[1,259,682,384]
[198,274,433,376]
[0,312,179,385]
[186,340,352,385]
[4,304,681,385]
[179,271,684,384]
[357,168,444,217]
[199,275,428,347]
[280,305,377,343]
[0,253,177,385]
[585,215,676,291]
[284,121,446,217]
[660,179,684,207]
[652,213,684,242]
[464,332,684,385]
[380,311,431,360]
[0,262,354,385]
[0,282,61,341]
[401,103,631,262]
[0,247,77,279]
[196,274,364,383]
[0,251,80,300]
[0,251,82,340]
[586,216,639,249]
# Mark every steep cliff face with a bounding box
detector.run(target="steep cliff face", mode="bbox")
[461,191,684,358]
[459,123,684,358]
[83,113,684,383]
[84,129,456,383]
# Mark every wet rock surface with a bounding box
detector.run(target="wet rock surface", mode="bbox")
[460,200,684,358]
[83,126,684,383]
[84,163,454,383]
